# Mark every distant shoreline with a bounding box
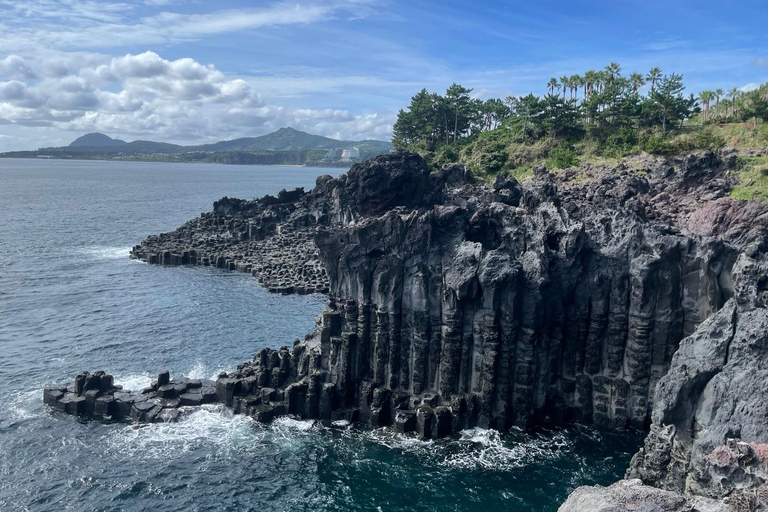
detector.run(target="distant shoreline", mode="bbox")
[0,154,355,168]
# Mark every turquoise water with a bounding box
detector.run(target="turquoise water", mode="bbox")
[0,158,642,511]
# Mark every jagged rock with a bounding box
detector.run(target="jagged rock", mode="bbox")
[626,254,768,506]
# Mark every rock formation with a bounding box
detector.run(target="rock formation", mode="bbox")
[48,149,768,509]
[44,370,217,423]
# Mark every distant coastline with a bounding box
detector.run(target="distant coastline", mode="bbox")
[0,153,354,168]
[0,127,392,168]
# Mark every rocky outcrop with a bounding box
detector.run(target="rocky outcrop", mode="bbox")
[558,479,728,512]
[44,370,217,423]
[49,150,768,508]
[625,253,768,509]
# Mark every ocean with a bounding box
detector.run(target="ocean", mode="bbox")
[0,158,641,511]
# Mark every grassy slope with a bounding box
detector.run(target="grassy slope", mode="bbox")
[426,124,768,201]
[731,156,768,201]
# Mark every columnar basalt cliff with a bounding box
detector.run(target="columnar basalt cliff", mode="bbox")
[50,150,768,510]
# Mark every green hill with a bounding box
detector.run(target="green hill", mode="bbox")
[59,127,391,158]
[69,133,127,147]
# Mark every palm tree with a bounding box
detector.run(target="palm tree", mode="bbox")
[646,67,662,92]
[597,70,609,92]
[699,91,714,122]
[727,87,740,117]
[547,78,559,95]
[584,69,598,97]
[570,74,581,100]
[605,62,621,84]
[629,72,645,93]
[560,75,569,99]
[715,88,724,118]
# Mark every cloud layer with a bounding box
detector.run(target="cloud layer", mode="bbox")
[0,50,393,146]
[0,0,395,149]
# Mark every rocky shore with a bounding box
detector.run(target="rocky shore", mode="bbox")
[48,150,768,510]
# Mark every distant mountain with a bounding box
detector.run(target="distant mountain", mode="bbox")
[59,128,391,158]
[69,133,127,147]
[192,127,350,152]
[0,128,393,165]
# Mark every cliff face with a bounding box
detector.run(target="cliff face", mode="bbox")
[310,161,737,432]
[127,150,763,437]
[73,149,768,508]
[623,253,768,507]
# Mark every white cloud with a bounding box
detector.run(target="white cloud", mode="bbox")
[0,51,393,148]
[0,1,375,52]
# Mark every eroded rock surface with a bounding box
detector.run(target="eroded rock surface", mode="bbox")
[558,479,728,512]
[626,254,768,510]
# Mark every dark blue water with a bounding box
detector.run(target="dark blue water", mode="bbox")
[0,158,641,511]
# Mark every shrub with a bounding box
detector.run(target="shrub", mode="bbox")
[601,126,639,157]
[547,142,579,169]
[639,134,671,154]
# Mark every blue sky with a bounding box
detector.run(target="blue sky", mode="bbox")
[0,0,765,151]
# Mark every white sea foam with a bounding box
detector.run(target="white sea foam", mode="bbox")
[355,425,572,472]
[272,416,317,431]
[440,427,571,471]
[104,405,261,462]
[76,246,132,260]
[362,427,435,452]
[113,372,153,391]
[185,361,229,381]
[5,388,42,423]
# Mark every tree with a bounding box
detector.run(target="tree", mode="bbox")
[541,93,583,139]
[479,98,510,131]
[727,87,740,118]
[547,78,559,95]
[510,94,544,142]
[392,89,445,149]
[650,73,695,131]
[605,62,622,84]
[740,89,768,122]
[445,83,477,143]
[560,75,569,99]
[630,72,645,93]
[570,74,581,100]
[646,67,662,92]
[584,69,598,97]
[698,90,714,122]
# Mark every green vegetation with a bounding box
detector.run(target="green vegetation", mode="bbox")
[392,64,768,180]
[731,156,768,202]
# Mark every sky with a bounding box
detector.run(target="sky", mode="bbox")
[0,0,766,151]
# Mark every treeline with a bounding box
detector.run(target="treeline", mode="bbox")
[697,84,768,123]
[393,63,768,159]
